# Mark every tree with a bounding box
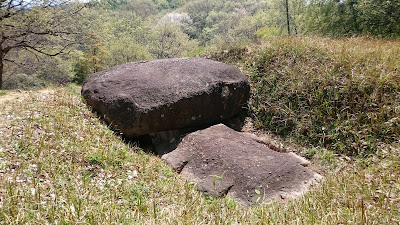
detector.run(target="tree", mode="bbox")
[357,0,400,37]
[251,0,302,38]
[181,0,213,40]
[125,0,157,18]
[285,0,290,35]
[150,22,198,59]
[0,0,85,89]
[301,0,400,37]
[73,33,107,84]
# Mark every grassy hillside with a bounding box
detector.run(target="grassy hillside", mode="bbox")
[1,37,400,223]
[209,37,400,156]
[0,82,399,222]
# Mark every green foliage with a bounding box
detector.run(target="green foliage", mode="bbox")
[186,46,206,57]
[72,60,90,85]
[153,0,170,9]
[305,147,317,159]
[181,0,269,45]
[0,0,85,89]
[257,26,283,40]
[125,0,158,18]
[209,37,400,155]
[150,22,198,58]
[2,55,72,90]
[301,0,400,37]
[73,34,108,84]
[209,171,225,179]
[210,14,261,47]
[168,0,186,8]
[35,64,71,86]
[99,0,129,9]
[357,0,400,37]
[2,73,46,90]
[4,0,400,91]
[83,36,108,74]
[101,15,152,66]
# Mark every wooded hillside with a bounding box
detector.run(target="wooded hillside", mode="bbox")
[1,0,399,89]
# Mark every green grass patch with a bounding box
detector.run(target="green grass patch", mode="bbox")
[208,37,400,156]
[0,90,7,96]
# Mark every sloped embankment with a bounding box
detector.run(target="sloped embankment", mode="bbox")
[208,37,400,155]
[0,84,399,223]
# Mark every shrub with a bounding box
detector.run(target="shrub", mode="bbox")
[35,65,71,86]
[72,60,91,85]
[2,73,45,90]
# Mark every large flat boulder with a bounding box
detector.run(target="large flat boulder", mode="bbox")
[82,58,250,136]
[162,124,322,206]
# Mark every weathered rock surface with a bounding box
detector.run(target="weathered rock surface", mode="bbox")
[81,58,250,136]
[162,124,322,206]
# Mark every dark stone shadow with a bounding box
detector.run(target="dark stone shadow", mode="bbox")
[121,130,187,156]
[85,101,248,156]
[145,109,248,156]
[222,107,248,131]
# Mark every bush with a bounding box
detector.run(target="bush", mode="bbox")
[35,65,71,86]
[2,73,46,90]
[3,62,72,90]
[72,60,90,85]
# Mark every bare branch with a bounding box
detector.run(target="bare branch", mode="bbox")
[24,42,75,57]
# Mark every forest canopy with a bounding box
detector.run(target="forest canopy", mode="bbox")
[1,0,399,89]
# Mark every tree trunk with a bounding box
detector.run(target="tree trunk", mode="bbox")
[285,0,291,35]
[0,50,3,90]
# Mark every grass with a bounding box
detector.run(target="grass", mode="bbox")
[0,85,399,224]
[208,37,400,156]
[1,37,400,223]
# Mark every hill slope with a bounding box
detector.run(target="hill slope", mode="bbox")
[0,84,399,223]
[207,37,400,156]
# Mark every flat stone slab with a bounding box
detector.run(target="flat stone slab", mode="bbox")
[162,124,322,206]
[81,58,249,136]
